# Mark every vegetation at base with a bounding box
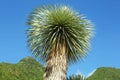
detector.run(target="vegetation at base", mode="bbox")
[0,57,44,80]
[87,67,120,80]
[67,74,86,80]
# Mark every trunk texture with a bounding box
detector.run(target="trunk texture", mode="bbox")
[44,44,68,80]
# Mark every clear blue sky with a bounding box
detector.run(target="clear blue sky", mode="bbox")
[0,0,120,76]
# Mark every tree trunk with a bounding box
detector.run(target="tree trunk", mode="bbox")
[44,44,68,80]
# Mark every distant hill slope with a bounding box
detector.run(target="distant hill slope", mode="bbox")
[1,57,120,80]
[0,57,45,80]
[87,67,120,80]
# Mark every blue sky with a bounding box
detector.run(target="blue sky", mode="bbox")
[0,0,120,76]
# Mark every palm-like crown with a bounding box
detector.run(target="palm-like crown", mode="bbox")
[27,5,93,63]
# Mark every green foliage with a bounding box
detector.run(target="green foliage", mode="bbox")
[67,74,86,80]
[87,67,120,80]
[0,57,45,80]
[0,58,120,80]
[27,5,94,63]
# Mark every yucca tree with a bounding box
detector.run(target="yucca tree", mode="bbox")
[27,5,93,80]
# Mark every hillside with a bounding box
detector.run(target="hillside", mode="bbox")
[87,67,120,80]
[0,57,120,80]
[0,57,45,80]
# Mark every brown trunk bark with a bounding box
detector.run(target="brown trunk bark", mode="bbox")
[44,44,68,80]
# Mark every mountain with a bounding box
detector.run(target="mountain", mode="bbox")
[0,57,120,80]
[0,56,45,80]
[87,67,120,80]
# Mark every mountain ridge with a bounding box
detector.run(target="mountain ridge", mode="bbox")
[87,67,120,80]
[0,56,45,80]
[0,57,120,80]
